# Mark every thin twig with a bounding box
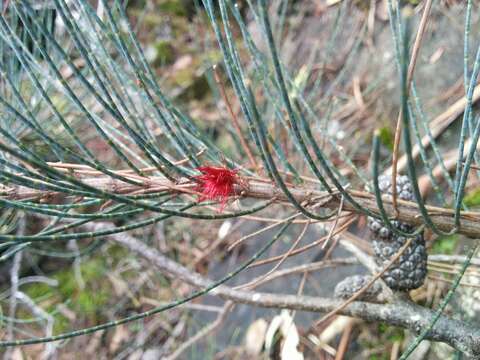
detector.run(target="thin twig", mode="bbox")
[213,65,257,170]
[164,301,234,360]
[385,83,480,176]
[249,216,356,268]
[429,254,480,267]
[322,195,345,250]
[228,212,301,251]
[236,258,357,290]
[334,321,354,360]
[234,220,311,289]
[4,251,22,360]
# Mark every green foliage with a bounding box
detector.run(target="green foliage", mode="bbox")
[369,355,389,360]
[387,328,405,343]
[154,40,175,66]
[23,247,126,334]
[378,126,394,151]
[356,323,405,360]
[158,0,188,17]
[432,234,459,255]
[377,323,404,342]
[463,187,480,207]
[24,281,51,301]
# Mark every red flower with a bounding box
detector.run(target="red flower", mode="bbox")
[195,166,238,209]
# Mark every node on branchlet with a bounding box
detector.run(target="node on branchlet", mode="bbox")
[367,175,427,291]
[194,166,239,211]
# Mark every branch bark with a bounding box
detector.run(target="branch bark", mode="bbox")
[4,176,480,238]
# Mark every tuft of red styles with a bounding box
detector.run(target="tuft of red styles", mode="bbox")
[195,166,238,209]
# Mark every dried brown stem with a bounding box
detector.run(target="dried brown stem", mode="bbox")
[213,65,257,170]
[234,220,310,289]
[239,258,358,292]
[249,217,356,268]
[165,301,233,360]
[335,321,354,360]
[385,83,480,176]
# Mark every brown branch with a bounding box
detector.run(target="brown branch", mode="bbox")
[3,176,480,237]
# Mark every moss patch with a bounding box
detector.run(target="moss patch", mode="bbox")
[432,234,459,255]
[378,126,394,151]
[23,247,128,334]
[464,187,480,207]
[158,0,187,17]
[154,40,175,66]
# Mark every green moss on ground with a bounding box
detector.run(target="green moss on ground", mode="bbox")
[378,126,394,151]
[464,187,480,207]
[158,0,187,17]
[154,40,175,66]
[432,234,459,255]
[23,246,129,334]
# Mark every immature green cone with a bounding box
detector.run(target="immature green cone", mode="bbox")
[368,175,427,291]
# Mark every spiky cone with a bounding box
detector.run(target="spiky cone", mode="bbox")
[367,175,427,291]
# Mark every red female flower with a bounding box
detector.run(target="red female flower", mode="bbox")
[195,166,238,209]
